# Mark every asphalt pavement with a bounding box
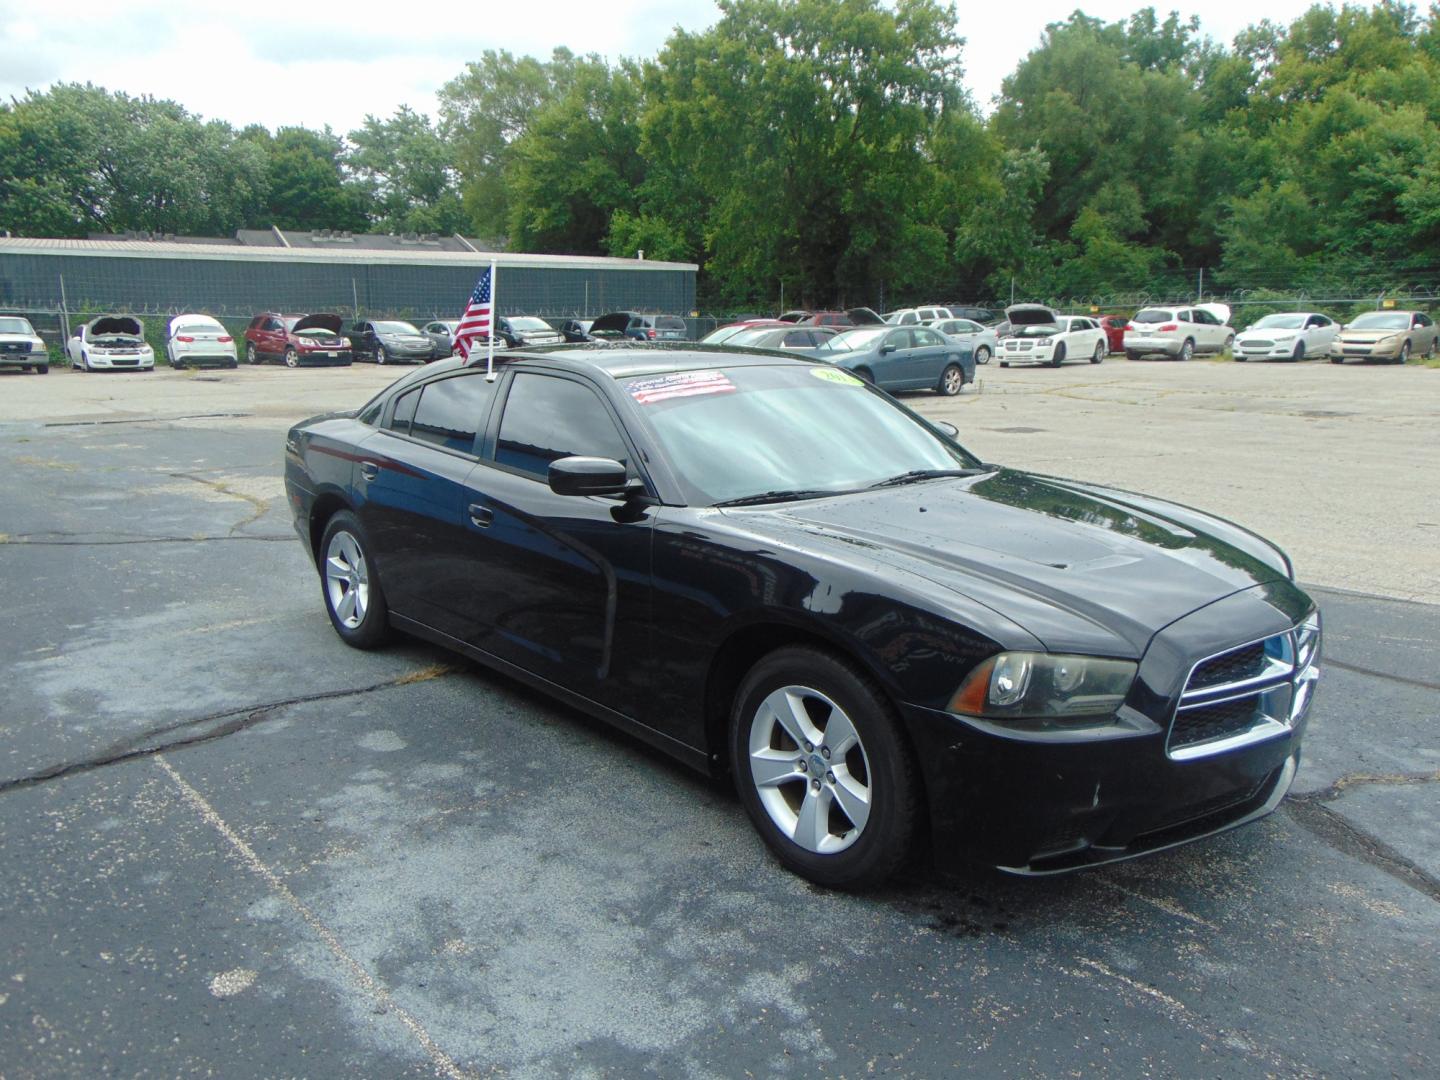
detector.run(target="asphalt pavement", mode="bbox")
[1,382,1436,1078]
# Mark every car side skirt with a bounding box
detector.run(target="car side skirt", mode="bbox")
[389,612,712,774]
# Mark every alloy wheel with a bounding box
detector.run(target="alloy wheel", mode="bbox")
[324,532,369,630]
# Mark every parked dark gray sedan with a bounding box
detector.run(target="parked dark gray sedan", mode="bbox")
[809,325,974,395]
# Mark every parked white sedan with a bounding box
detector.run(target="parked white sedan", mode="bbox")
[1124,304,1234,360]
[1233,312,1339,361]
[999,314,1108,368]
[927,317,998,365]
[166,314,238,368]
[67,315,154,372]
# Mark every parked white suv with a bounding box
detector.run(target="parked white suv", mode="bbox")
[1124,304,1234,360]
[999,311,1108,367]
[1233,312,1338,362]
[884,306,952,325]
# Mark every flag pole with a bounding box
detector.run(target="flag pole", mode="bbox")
[486,259,497,382]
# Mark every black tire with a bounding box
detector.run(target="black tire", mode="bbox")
[1179,338,1195,361]
[1223,334,1235,354]
[246,343,259,365]
[1293,342,1305,361]
[1330,356,1343,364]
[376,346,389,365]
[1050,342,1066,367]
[19,364,30,372]
[284,348,299,368]
[1397,341,1410,365]
[318,511,391,649]
[936,362,964,396]
[1125,350,1142,361]
[999,360,1009,368]
[37,364,49,374]
[229,359,239,369]
[1091,340,1104,364]
[974,345,990,365]
[729,646,921,889]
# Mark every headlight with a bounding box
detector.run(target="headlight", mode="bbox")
[1375,335,1398,346]
[1295,612,1321,671]
[948,652,1138,726]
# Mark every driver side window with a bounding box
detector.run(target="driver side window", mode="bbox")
[495,374,631,479]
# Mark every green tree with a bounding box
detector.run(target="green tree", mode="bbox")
[347,107,466,234]
[242,126,371,232]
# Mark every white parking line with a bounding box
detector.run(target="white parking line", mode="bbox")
[154,754,476,1080]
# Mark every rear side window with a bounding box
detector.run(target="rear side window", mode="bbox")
[388,388,420,434]
[496,374,630,478]
[409,375,496,454]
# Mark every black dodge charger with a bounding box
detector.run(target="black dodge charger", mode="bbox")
[284,345,1320,887]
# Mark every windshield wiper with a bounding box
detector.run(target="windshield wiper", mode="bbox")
[713,488,849,507]
[867,467,993,490]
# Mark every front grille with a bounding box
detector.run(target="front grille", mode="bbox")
[1167,623,1317,760]
[1188,642,1268,690]
[1172,696,1259,746]
[1243,339,1274,349]
[1,342,28,354]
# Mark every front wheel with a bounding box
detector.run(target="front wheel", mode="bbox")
[319,511,391,649]
[376,346,389,365]
[1050,342,1066,367]
[284,348,299,368]
[937,362,964,396]
[853,366,874,384]
[1330,356,1343,364]
[729,647,921,889]
[1091,341,1105,364]
[1397,341,1411,365]
[1293,342,1305,361]
[246,343,259,365]
[974,345,990,365]
[37,364,49,374]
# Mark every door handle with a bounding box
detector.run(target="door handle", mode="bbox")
[359,461,379,481]
[468,503,493,528]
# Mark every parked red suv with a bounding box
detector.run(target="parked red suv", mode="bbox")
[243,313,353,367]
[1095,315,1127,354]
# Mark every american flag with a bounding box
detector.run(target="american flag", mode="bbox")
[454,266,494,361]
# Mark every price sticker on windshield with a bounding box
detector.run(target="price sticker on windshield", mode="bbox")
[628,370,736,405]
[810,368,863,386]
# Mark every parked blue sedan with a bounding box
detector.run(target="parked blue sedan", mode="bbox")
[808,325,974,395]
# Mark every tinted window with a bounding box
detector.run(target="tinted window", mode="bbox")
[1415,314,1432,327]
[409,375,495,454]
[496,375,630,478]
[389,388,420,434]
[1132,309,1173,324]
[913,328,944,346]
[782,330,813,347]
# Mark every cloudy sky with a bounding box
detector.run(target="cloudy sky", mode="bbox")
[0,0,1319,133]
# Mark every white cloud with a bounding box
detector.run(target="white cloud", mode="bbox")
[0,0,1328,131]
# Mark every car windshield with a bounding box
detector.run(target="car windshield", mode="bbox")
[625,364,979,504]
[508,317,552,332]
[0,317,36,334]
[1131,309,1174,324]
[1252,314,1306,330]
[374,321,421,335]
[1349,313,1410,330]
[821,327,888,352]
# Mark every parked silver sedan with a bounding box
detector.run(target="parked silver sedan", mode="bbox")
[926,317,998,365]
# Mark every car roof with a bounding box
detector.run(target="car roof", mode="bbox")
[459,342,811,381]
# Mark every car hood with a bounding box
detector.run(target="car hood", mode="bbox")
[89,316,143,337]
[1235,328,1298,340]
[293,313,343,334]
[724,469,1291,657]
[1337,328,1406,341]
[0,332,42,344]
[1005,304,1061,326]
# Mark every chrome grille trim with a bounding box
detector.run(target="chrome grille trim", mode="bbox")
[1167,615,1320,761]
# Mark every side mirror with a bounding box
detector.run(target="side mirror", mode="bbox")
[548,456,631,497]
[879,343,896,355]
[935,421,960,439]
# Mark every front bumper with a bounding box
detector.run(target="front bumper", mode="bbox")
[85,353,154,369]
[901,582,1317,874]
[0,352,48,368]
[297,349,353,366]
[1235,339,1302,359]
[1330,340,1401,359]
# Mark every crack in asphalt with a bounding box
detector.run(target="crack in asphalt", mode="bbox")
[167,470,274,534]
[1286,768,1440,902]
[1323,658,1440,692]
[0,664,457,796]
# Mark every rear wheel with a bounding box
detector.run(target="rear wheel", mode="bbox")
[937,363,964,396]
[319,511,391,649]
[1178,339,1195,362]
[1125,350,1142,361]
[1091,340,1105,364]
[974,345,991,365]
[284,348,299,368]
[1330,356,1343,364]
[729,646,921,889]
[37,364,49,374]
[1050,342,1066,367]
